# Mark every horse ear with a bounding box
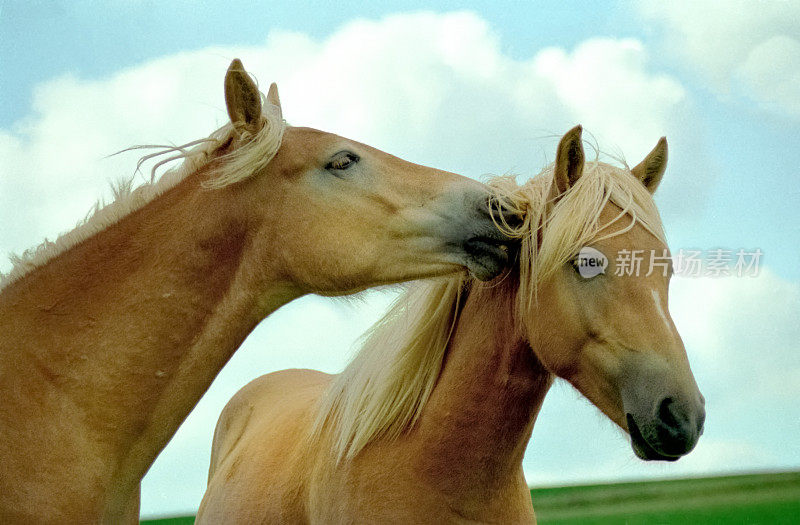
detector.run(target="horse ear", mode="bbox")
[224,59,263,132]
[631,137,668,194]
[266,82,283,120]
[552,125,585,199]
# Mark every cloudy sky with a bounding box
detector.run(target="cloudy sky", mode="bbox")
[1,0,798,518]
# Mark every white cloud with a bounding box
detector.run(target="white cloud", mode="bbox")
[534,38,686,153]
[670,268,800,412]
[1,12,702,278]
[637,0,800,118]
[0,10,724,518]
[736,35,800,118]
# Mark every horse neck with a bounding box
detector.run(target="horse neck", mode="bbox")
[410,273,553,509]
[0,165,301,507]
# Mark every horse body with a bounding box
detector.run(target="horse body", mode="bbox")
[200,347,542,525]
[315,276,545,524]
[0,60,512,523]
[198,126,705,523]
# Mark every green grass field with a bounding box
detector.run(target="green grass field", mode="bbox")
[142,470,800,524]
[530,470,800,524]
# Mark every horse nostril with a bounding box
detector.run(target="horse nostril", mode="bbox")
[482,196,522,227]
[496,206,523,229]
[658,397,680,430]
[502,208,524,229]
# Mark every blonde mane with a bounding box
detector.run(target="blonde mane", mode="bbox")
[311,156,667,462]
[0,97,284,292]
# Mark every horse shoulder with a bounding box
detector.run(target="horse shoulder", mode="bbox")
[208,368,331,480]
[199,369,332,523]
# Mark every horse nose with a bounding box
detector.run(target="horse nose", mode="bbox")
[655,396,704,455]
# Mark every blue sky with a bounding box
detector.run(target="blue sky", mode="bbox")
[1,0,799,518]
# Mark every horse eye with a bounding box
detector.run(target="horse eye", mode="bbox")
[326,151,359,172]
[570,249,608,280]
[571,258,588,277]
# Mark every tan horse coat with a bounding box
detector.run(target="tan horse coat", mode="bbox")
[198,127,705,524]
[0,60,511,523]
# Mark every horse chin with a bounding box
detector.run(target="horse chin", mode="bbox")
[463,239,509,281]
[627,414,682,462]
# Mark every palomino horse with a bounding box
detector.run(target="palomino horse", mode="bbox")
[0,59,513,523]
[198,126,705,524]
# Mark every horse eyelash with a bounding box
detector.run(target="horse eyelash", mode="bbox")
[326,152,359,171]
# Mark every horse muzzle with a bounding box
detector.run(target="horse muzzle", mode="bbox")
[625,393,705,461]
